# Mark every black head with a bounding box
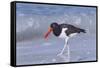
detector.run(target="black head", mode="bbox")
[50,22,59,29]
[50,22,61,36]
[44,22,61,39]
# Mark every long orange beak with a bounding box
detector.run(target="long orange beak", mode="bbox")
[44,27,53,39]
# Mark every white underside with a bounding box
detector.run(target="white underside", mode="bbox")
[69,33,78,37]
[58,28,68,39]
[58,28,78,39]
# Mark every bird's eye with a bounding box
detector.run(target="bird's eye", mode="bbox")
[51,23,58,28]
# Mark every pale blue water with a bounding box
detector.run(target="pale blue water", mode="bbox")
[16,34,96,65]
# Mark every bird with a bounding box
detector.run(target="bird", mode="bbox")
[44,22,86,56]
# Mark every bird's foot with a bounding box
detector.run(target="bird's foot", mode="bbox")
[57,53,63,56]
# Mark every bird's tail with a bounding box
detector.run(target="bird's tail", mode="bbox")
[80,29,86,33]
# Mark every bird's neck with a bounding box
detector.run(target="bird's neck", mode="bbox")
[53,26,61,36]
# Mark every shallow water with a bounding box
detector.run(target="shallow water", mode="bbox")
[16,34,96,65]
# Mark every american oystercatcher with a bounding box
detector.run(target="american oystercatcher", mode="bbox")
[44,22,86,56]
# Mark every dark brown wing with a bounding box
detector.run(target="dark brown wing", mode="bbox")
[60,24,85,36]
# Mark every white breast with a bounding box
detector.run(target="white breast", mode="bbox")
[58,28,68,39]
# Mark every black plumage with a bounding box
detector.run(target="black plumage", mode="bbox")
[50,23,86,37]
